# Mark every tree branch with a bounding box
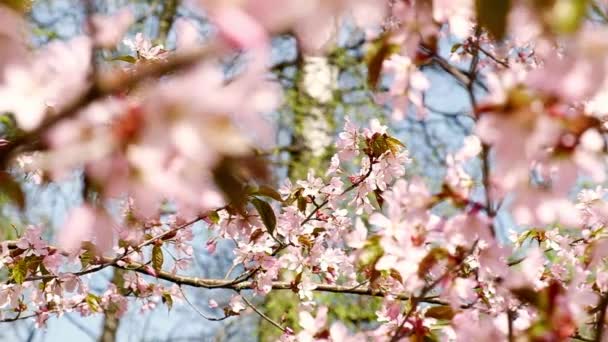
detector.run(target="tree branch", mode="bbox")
[157,0,180,44]
[241,295,289,334]
[389,240,479,342]
[110,257,442,303]
[4,215,206,284]
[595,291,608,342]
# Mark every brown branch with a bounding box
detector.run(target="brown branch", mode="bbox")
[65,313,97,341]
[507,309,515,342]
[300,157,375,227]
[0,297,94,324]
[107,256,444,304]
[0,161,397,324]
[98,270,122,342]
[573,333,595,342]
[178,287,229,321]
[595,291,608,342]
[157,0,180,44]
[477,45,509,68]
[468,27,497,238]
[389,240,479,342]
[418,45,488,93]
[4,200,447,305]
[4,215,206,284]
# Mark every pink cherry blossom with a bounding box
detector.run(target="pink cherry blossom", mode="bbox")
[0,37,91,130]
[59,204,114,255]
[5,3,608,341]
[91,8,134,48]
[123,33,166,60]
[228,295,246,313]
[0,6,28,79]
[16,225,48,255]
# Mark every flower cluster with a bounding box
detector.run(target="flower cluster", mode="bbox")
[1,1,608,341]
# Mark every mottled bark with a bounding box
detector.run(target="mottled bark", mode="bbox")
[260,44,338,341]
[157,0,180,45]
[98,3,180,338]
[98,270,123,342]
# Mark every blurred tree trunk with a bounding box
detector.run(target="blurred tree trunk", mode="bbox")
[157,0,179,44]
[98,2,180,341]
[98,270,123,342]
[259,48,338,341]
[258,36,384,340]
[286,53,338,180]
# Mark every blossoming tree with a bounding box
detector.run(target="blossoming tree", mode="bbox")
[1,0,608,341]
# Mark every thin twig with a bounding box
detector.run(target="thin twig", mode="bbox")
[178,287,229,321]
[507,309,515,342]
[389,240,479,342]
[241,295,288,333]
[65,313,97,340]
[107,257,445,303]
[477,45,509,68]
[468,27,497,238]
[4,215,206,284]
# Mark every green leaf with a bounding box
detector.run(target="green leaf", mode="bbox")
[424,333,441,342]
[152,245,164,274]
[373,189,384,209]
[311,227,326,238]
[212,158,248,212]
[208,211,220,224]
[80,242,96,268]
[80,251,93,268]
[365,35,398,89]
[0,171,25,210]
[385,135,405,154]
[369,133,389,158]
[251,197,276,235]
[39,262,50,275]
[86,293,102,312]
[450,43,463,53]
[26,256,42,274]
[476,0,512,40]
[32,27,59,41]
[249,228,265,242]
[425,305,456,320]
[11,258,26,284]
[511,287,541,307]
[417,248,449,278]
[1,0,33,12]
[389,268,402,283]
[549,0,588,34]
[297,196,307,213]
[162,292,173,311]
[251,185,283,202]
[110,55,137,63]
[368,133,404,158]
[283,187,301,206]
[359,236,384,267]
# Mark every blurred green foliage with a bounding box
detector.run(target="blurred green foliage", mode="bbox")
[1,0,33,12]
